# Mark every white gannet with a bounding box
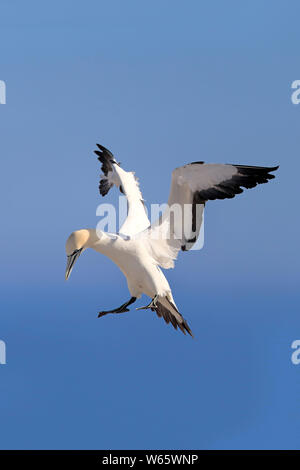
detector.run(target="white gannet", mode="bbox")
[65,144,279,337]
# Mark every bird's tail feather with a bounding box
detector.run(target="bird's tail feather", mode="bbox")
[154,297,193,337]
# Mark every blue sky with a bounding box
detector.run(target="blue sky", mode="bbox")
[0,0,299,449]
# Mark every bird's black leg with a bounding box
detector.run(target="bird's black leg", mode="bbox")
[98,297,137,318]
[136,295,159,311]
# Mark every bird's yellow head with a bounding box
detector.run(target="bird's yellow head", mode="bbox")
[65,229,91,280]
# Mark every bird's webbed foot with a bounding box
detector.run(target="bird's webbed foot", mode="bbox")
[98,296,136,318]
[98,306,129,318]
[136,295,159,311]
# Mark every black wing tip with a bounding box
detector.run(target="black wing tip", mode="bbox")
[233,163,279,173]
[96,143,114,158]
[99,178,113,196]
[234,164,279,183]
[94,143,118,179]
[93,149,103,159]
[94,144,117,193]
[94,144,116,163]
[196,163,279,202]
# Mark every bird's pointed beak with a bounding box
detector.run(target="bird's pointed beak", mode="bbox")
[65,249,82,280]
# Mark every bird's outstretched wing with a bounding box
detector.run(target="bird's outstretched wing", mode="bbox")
[94,144,150,236]
[143,162,279,269]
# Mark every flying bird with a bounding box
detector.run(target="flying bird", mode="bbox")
[65,144,278,337]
